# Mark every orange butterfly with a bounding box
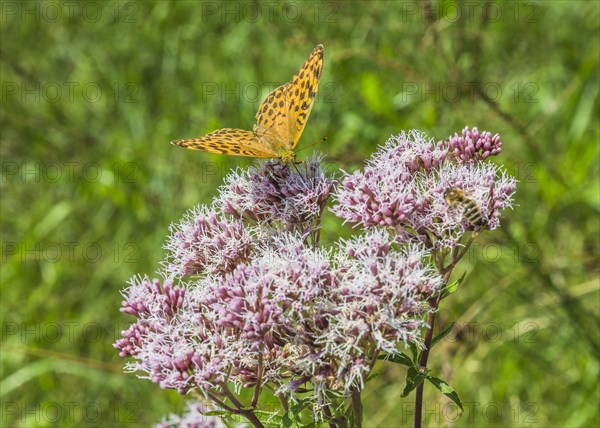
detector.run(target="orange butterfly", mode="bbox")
[172,44,324,164]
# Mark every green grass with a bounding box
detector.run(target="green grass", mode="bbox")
[1,1,598,426]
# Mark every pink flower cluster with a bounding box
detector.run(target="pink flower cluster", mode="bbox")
[447,126,502,162]
[163,206,253,277]
[115,231,441,402]
[216,155,334,234]
[332,130,516,247]
[115,127,516,423]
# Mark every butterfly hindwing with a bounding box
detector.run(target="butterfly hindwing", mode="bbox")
[254,83,291,151]
[171,128,275,158]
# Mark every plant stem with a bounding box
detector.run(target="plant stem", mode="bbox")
[205,391,237,413]
[239,409,265,428]
[252,351,264,407]
[413,306,437,428]
[351,387,362,427]
[220,383,265,428]
[414,236,475,427]
[322,404,337,428]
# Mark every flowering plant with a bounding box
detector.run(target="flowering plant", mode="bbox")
[115,127,516,427]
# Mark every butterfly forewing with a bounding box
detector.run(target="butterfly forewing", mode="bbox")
[286,44,324,150]
[255,44,324,151]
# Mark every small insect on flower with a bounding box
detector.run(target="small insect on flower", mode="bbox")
[444,186,486,227]
[171,44,325,164]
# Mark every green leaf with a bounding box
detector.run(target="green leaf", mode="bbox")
[366,371,381,382]
[378,351,415,367]
[431,322,455,348]
[401,366,426,397]
[426,376,464,411]
[440,271,466,299]
[281,401,308,427]
[202,410,231,417]
[222,417,236,428]
[281,413,298,427]
[409,342,420,362]
[256,410,283,425]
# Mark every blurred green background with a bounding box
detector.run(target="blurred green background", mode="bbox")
[1,1,598,427]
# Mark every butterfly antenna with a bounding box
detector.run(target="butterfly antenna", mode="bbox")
[296,137,328,155]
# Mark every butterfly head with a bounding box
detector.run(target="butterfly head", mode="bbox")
[278,148,296,164]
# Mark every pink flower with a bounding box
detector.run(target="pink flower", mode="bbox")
[446,126,502,162]
[164,207,253,278]
[332,129,516,248]
[216,155,334,235]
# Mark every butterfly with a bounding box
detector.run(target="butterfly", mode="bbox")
[171,44,324,164]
